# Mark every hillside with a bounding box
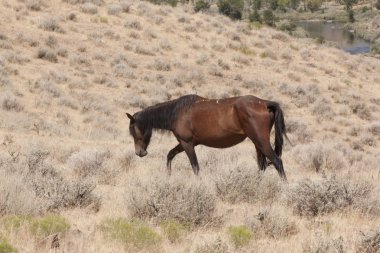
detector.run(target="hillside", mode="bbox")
[0,0,379,252]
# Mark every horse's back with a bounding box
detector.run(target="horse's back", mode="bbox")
[174,95,247,147]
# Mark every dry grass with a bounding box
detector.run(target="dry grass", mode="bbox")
[214,163,282,204]
[0,92,24,112]
[357,230,380,253]
[0,0,379,252]
[291,142,348,172]
[287,177,374,217]
[126,171,218,227]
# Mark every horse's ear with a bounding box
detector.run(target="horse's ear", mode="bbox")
[126,113,135,123]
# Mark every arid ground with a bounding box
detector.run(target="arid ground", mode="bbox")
[0,0,379,252]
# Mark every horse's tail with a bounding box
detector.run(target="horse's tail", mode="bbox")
[267,101,291,157]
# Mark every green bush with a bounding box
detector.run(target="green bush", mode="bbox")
[0,239,17,253]
[217,0,244,20]
[147,0,178,7]
[306,0,322,12]
[262,9,275,26]
[290,0,300,9]
[194,0,210,12]
[160,220,189,243]
[1,216,29,231]
[228,226,253,248]
[361,6,369,12]
[348,9,355,22]
[30,215,70,237]
[376,0,380,10]
[316,36,325,44]
[101,218,161,249]
[269,0,279,10]
[277,20,297,32]
[249,9,261,22]
[371,45,380,55]
[252,0,262,9]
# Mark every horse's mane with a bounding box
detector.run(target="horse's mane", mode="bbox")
[134,94,198,131]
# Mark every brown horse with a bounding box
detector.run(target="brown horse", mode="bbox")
[127,94,289,180]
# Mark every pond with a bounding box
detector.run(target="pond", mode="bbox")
[296,20,371,54]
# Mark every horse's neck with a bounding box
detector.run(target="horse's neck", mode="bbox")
[140,103,173,131]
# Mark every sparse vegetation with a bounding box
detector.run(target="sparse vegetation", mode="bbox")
[192,236,229,253]
[217,0,244,20]
[262,10,275,26]
[228,225,252,248]
[214,164,282,203]
[0,239,17,253]
[160,220,189,243]
[39,18,64,33]
[0,0,379,252]
[126,172,217,226]
[107,4,122,15]
[37,48,58,63]
[245,210,298,239]
[101,218,161,249]
[30,215,70,237]
[194,0,210,12]
[305,0,322,12]
[357,230,380,253]
[67,148,111,178]
[80,3,98,14]
[0,93,23,112]
[291,142,347,172]
[147,0,178,7]
[287,177,372,217]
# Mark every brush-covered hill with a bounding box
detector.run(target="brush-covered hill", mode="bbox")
[0,0,379,252]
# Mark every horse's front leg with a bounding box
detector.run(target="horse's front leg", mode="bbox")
[166,144,184,175]
[179,140,200,175]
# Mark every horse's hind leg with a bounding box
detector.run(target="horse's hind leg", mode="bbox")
[243,121,287,181]
[179,140,200,175]
[167,144,184,175]
[257,141,287,180]
[264,148,287,181]
[255,146,268,171]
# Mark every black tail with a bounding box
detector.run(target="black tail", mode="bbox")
[267,102,290,157]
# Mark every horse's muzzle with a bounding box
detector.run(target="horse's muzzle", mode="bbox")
[136,150,148,157]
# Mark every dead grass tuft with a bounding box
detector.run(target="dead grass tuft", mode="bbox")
[357,230,380,253]
[39,18,65,33]
[126,171,218,226]
[80,3,98,14]
[26,0,46,11]
[245,209,298,239]
[350,102,372,120]
[191,235,230,253]
[107,4,122,15]
[67,147,111,178]
[37,48,58,63]
[303,234,346,253]
[0,92,24,112]
[291,142,348,172]
[214,163,282,204]
[279,82,319,107]
[287,177,372,217]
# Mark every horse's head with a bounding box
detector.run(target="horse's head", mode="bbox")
[126,113,152,157]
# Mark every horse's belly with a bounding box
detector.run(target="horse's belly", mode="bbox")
[196,134,246,148]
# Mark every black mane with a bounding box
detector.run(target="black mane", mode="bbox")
[134,94,198,131]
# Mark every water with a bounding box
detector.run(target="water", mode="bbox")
[296,20,371,54]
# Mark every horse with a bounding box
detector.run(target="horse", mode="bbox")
[126,94,289,180]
